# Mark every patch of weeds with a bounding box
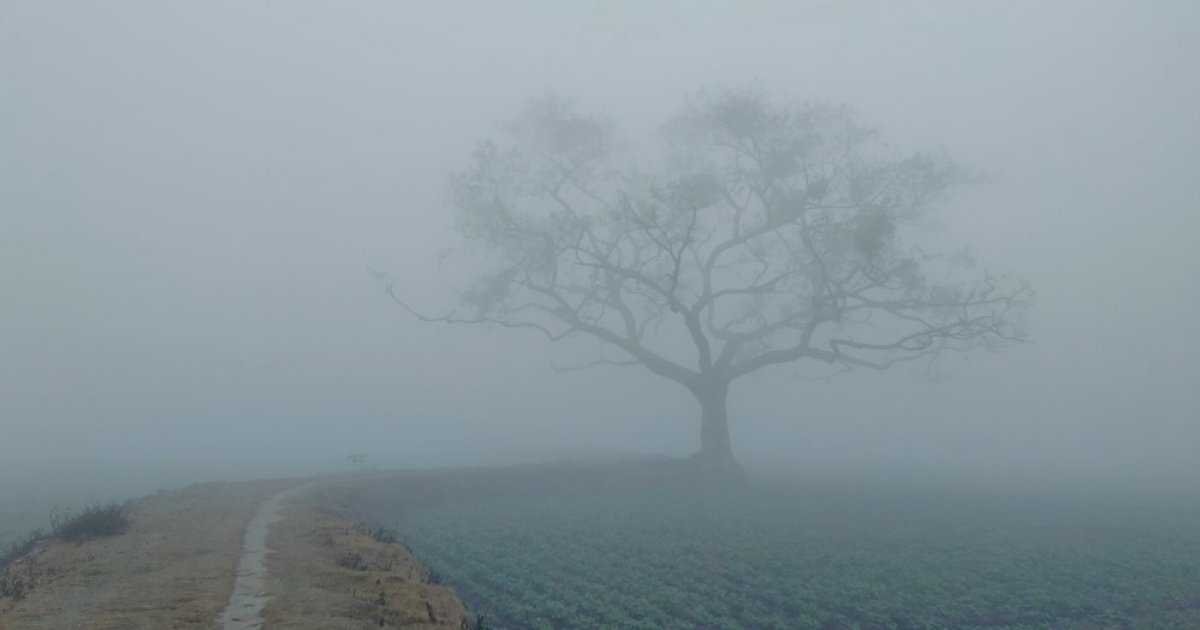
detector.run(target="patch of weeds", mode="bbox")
[1,530,47,600]
[0,571,32,600]
[352,521,402,546]
[51,503,130,543]
[0,530,45,573]
[371,524,400,545]
[336,551,367,571]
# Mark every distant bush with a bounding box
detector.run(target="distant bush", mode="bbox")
[50,503,130,542]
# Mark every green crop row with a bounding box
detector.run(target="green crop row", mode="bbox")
[390,483,1200,629]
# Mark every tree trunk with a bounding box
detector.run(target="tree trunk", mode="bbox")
[691,379,744,481]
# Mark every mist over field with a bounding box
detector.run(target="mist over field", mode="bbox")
[2,0,1198,526]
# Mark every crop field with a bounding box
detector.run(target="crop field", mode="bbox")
[374,469,1200,629]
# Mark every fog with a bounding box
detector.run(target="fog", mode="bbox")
[2,1,1197,501]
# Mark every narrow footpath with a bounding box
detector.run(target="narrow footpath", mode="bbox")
[218,483,312,629]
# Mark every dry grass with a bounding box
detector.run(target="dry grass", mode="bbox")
[261,501,470,629]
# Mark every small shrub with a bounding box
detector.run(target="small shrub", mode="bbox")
[51,503,130,542]
[461,614,491,630]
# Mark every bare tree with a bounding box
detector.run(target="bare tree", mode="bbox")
[381,88,1031,477]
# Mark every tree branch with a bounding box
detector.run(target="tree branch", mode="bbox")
[552,357,641,373]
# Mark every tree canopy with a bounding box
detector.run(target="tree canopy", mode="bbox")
[383,87,1031,473]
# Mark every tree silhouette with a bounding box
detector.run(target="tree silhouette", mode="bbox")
[381,88,1031,476]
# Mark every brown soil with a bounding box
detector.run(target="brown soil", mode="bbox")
[0,475,471,629]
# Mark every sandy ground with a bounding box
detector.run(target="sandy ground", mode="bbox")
[0,475,470,629]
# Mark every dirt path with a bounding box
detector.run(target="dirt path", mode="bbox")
[0,474,470,629]
[218,483,313,629]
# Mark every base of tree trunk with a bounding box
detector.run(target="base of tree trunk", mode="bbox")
[685,452,746,484]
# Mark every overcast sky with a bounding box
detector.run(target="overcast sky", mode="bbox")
[2,1,1197,489]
